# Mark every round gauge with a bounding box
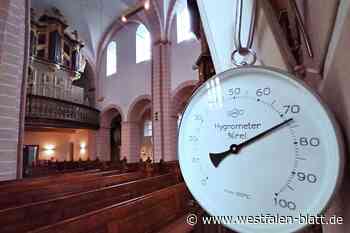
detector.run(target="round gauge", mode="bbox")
[178,66,344,233]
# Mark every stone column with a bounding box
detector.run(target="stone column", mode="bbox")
[96,127,110,161]
[167,113,178,161]
[87,130,97,160]
[121,121,140,162]
[151,40,172,162]
[0,0,28,181]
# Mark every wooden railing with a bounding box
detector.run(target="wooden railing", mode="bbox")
[25,94,99,129]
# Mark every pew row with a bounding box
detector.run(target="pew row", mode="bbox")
[0,169,101,191]
[29,183,190,233]
[0,166,141,193]
[0,171,143,210]
[155,214,193,233]
[0,173,178,233]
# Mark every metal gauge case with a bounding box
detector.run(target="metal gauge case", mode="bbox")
[178,66,344,233]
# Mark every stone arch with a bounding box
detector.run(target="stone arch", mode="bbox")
[144,0,164,40]
[95,0,164,81]
[171,80,198,115]
[171,79,198,98]
[96,12,158,75]
[167,80,198,161]
[96,19,155,102]
[127,95,152,122]
[123,95,152,162]
[100,104,124,127]
[97,105,124,161]
[165,0,198,42]
[165,0,180,41]
[98,19,152,63]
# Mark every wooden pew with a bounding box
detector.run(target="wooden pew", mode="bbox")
[0,174,178,233]
[0,164,139,193]
[0,171,143,209]
[154,214,193,233]
[0,169,101,189]
[0,168,135,195]
[28,183,190,233]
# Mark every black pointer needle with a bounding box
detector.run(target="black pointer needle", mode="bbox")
[209,118,293,167]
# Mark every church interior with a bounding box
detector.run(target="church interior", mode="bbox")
[0,0,349,232]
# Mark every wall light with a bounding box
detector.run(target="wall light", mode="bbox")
[144,0,150,10]
[44,144,55,156]
[80,142,87,155]
[121,15,127,22]
[80,142,86,149]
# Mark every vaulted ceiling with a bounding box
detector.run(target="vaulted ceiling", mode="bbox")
[31,0,139,60]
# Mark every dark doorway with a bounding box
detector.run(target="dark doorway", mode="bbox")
[69,142,74,161]
[110,115,121,162]
[23,145,39,177]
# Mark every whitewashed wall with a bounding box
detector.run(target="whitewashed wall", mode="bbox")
[98,21,200,116]
[170,19,200,91]
[98,23,152,116]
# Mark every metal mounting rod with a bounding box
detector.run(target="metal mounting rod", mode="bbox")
[289,0,314,58]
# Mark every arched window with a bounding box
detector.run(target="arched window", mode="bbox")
[177,2,195,43]
[106,41,117,76]
[136,24,151,63]
[144,120,152,137]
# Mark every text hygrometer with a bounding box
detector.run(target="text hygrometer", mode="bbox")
[178,66,344,233]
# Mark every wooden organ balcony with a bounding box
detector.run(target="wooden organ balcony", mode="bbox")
[30,8,84,73]
[26,8,99,130]
[25,94,100,129]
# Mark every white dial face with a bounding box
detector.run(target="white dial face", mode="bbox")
[178,67,343,233]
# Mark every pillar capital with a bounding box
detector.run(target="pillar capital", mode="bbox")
[121,120,139,125]
[153,39,172,46]
[99,126,112,130]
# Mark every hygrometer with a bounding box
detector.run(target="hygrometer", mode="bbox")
[178,66,344,233]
